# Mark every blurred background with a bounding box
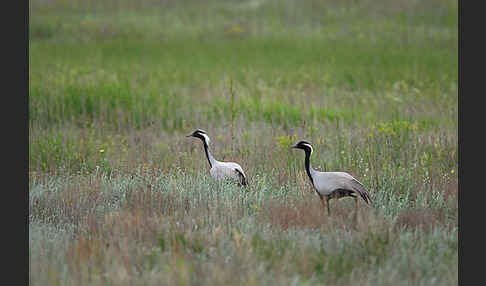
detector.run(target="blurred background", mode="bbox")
[29,0,458,175]
[29,1,458,285]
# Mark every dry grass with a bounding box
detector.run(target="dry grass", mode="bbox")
[29,165,457,285]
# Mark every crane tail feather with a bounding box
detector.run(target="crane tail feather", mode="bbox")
[350,178,371,204]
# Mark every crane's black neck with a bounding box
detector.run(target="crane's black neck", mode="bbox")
[304,149,314,186]
[193,133,215,168]
[202,142,213,168]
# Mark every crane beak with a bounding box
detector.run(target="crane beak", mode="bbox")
[186,134,194,137]
[290,144,298,149]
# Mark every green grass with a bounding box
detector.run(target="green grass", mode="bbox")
[29,0,458,285]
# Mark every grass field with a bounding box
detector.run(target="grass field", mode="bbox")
[29,0,458,285]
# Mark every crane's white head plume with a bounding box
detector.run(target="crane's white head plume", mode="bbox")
[291,140,313,154]
[187,129,211,145]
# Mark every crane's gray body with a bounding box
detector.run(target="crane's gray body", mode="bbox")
[210,161,246,182]
[310,170,370,202]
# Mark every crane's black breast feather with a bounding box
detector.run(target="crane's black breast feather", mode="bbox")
[234,169,248,187]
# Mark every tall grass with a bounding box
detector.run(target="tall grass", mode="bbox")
[30,167,457,285]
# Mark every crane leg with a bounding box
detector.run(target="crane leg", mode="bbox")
[326,196,331,216]
[317,193,328,215]
[354,196,359,223]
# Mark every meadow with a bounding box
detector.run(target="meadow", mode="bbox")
[29,0,458,285]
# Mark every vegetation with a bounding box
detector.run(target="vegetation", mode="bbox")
[29,0,458,285]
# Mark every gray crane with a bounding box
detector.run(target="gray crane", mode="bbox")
[291,140,371,216]
[187,129,248,187]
